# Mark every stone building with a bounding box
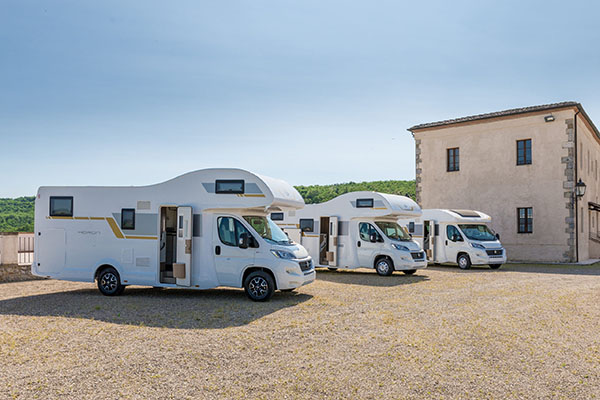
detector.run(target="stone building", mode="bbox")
[409,102,600,262]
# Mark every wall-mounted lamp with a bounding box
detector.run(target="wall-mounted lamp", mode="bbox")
[575,178,587,198]
[544,115,555,122]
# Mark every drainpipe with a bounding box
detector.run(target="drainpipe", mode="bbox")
[574,110,580,262]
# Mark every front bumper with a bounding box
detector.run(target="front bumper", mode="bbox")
[391,253,428,271]
[471,251,507,265]
[276,257,316,290]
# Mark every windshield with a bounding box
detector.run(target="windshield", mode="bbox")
[458,224,497,241]
[374,221,412,241]
[243,216,292,245]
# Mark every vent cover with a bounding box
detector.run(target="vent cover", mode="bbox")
[137,201,151,210]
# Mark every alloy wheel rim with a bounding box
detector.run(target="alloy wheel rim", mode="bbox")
[101,272,118,292]
[249,277,268,298]
[459,258,467,268]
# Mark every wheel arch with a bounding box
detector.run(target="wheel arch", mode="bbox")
[241,266,278,290]
[93,260,122,282]
[373,254,394,269]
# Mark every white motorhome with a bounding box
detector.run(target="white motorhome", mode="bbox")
[33,168,315,301]
[275,192,427,276]
[400,209,506,269]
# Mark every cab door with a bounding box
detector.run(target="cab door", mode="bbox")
[213,215,256,287]
[444,224,464,264]
[356,222,381,268]
[176,206,193,286]
[328,216,338,267]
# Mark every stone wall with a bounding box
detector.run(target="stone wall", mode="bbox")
[0,264,43,283]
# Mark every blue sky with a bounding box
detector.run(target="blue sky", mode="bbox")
[1,0,600,197]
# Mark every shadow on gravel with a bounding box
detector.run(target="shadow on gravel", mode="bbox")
[0,286,312,329]
[427,264,600,276]
[315,268,429,286]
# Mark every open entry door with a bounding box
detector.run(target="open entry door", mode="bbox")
[328,216,338,267]
[175,206,193,286]
[424,220,435,261]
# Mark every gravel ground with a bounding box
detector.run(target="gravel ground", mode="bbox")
[1,264,600,399]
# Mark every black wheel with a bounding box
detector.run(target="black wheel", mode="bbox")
[489,264,502,270]
[375,257,394,276]
[457,254,472,270]
[403,269,417,275]
[244,271,275,302]
[97,267,124,296]
[280,288,295,292]
[327,267,338,271]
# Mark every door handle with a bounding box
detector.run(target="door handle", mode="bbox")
[357,241,361,247]
[445,240,448,245]
[215,245,221,255]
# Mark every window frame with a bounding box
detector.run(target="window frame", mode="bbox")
[446,225,463,242]
[299,219,314,233]
[49,196,73,217]
[359,222,383,242]
[270,212,284,221]
[121,208,136,230]
[356,198,374,208]
[447,147,459,172]
[215,179,245,194]
[217,216,257,247]
[517,207,533,234]
[516,139,532,165]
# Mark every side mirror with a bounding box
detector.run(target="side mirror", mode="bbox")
[495,233,500,240]
[238,232,250,249]
[452,234,459,242]
[369,233,378,243]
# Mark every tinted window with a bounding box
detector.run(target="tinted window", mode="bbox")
[356,198,374,208]
[49,196,73,217]
[270,212,284,221]
[215,180,245,194]
[299,219,314,232]
[446,225,463,241]
[217,216,253,247]
[121,209,135,230]
[359,222,381,241]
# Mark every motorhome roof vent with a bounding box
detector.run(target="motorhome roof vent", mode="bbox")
[450,210,480,218]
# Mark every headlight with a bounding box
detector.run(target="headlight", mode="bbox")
[470,242,485,250]
[392,243,410,251]
[271,250,296,259]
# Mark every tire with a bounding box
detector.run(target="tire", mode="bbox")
[327,267,338,271]
[375,257,394,276]
[403,269,417,275]
[457,254,472,270]
[244,271,275,302]
[97,267,124,296]
[489,264,502,270]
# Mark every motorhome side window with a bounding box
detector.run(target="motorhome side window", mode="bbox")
[356,198,374,208]
[215,180,245,194]
[121,209,135,230]
[270,212,284,221]
[49,196,73,217]
[217,217,253,247]
[447,225,463,241]
[299,219,314,232]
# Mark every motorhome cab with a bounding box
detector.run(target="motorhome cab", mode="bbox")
[400,209,506,269]
[33,169,315,301]
[276,192,427,276]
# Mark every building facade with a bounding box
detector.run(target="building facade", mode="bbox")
[409,102,600,263]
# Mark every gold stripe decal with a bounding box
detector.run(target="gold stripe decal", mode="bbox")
[90,217,105,221]
[243,194,266,197]
[125,235,158,240]
[106,217,125,239]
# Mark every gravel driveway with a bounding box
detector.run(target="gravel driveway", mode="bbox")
[1,264,600,399]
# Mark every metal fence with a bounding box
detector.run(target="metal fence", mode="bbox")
[18,233,34,265]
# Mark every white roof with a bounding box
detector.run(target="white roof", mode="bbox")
[421,209,491,223]
[304,191,421,218]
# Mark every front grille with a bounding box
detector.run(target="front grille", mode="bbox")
[299,259,313,272]
[486,249,503,257]
[411,251,425,260]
